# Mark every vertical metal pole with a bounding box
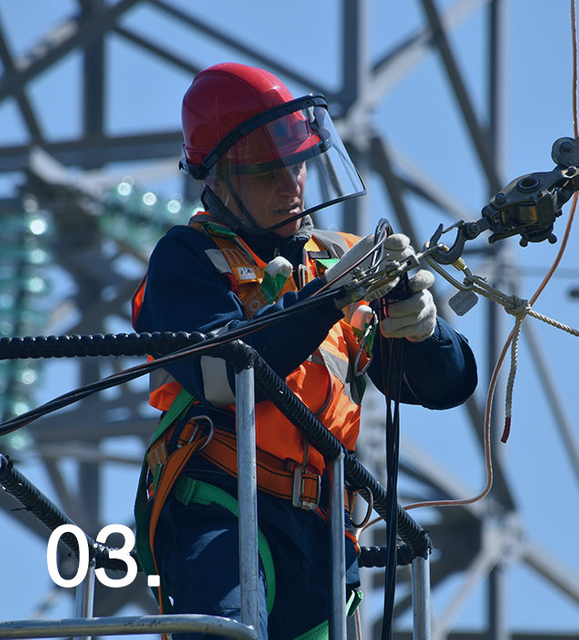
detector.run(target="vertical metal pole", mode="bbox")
[328,451,346,639]
[81,0,105,170]
[236,366,260,634]
[488,561,508,640]
[73,562,95,640]
[488,0,506,183]
[411,553,431,640]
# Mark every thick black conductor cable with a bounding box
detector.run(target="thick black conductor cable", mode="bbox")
[381,338,404,640]
[0,453,137,571]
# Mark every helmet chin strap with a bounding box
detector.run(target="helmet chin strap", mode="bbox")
[201,183,266,235]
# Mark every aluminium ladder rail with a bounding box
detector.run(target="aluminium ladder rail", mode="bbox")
[0,333,432,639]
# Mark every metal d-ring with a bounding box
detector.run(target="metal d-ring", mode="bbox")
[189,415,215,452]
[350,488,374,530]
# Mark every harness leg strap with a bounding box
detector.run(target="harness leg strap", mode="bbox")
[174,476,276,615]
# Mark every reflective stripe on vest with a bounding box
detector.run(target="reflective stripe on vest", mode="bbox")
[147,354,236,409]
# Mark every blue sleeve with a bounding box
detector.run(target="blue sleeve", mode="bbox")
[367,317,478,409]
[134,226,344,403]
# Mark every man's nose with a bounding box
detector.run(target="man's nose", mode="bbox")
[276,167,301,194]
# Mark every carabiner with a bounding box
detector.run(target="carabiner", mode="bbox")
[427,222,469,265]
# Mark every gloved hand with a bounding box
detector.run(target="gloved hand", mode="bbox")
[379,269,437,342]
[323,233,414,308]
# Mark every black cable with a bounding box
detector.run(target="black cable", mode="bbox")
[0,335,431,562]
[381,338,404,640]
[0,335,432,568]
[0,230,398,435]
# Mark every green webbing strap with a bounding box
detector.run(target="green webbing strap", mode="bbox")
[313,257,339,271]
[202,221,238,238]
[134,387,197,604]
[149,387,196,447]
[175,476,276,615]
[347,588,363,617]
[293,620,328,640]
[291,589,362,640]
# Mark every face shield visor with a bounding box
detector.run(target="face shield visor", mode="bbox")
[183,95,366,234]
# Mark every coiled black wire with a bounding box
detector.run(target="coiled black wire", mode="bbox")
[0,331,193,360]
[0,453,135,571]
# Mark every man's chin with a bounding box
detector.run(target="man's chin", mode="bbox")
[274,217,302,238]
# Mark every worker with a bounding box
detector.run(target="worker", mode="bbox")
[132,62,477,640]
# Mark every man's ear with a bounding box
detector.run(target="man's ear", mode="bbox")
[205,176,225,197]
[204,178,232,210]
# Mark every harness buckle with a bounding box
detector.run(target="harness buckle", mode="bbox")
[291,465,321,510]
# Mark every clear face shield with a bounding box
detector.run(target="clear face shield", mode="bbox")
[197,95,366,234]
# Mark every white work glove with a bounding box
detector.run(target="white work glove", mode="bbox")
[323,233,414,308]
[380,269,437,342]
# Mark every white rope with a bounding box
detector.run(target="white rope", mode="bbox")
[466,274,579,336]
[463,273,579,427]
[526,307,579,336]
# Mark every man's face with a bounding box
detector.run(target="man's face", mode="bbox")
[216,162,307,238]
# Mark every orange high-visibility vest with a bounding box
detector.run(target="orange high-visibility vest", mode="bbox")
[133,213,369,474]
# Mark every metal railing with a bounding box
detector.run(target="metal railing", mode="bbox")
[0,332,432,639]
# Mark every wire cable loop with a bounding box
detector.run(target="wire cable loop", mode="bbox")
[350,487,374,530]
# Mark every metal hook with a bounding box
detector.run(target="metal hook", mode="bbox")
[423,225,476,292]
[426,218,488,265]
[426,222,469,265]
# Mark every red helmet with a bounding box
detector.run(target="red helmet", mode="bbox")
[181,62,321,177]
[180,62,365,234]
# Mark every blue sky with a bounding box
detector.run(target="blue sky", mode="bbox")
[0,0,578,636]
